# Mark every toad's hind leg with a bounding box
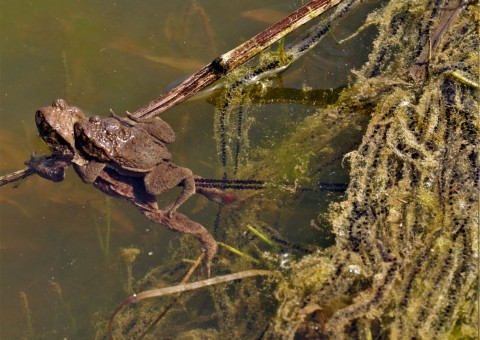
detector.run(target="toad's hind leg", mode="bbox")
[144,163,195,216]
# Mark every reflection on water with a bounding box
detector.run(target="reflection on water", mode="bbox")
[0,0,377,337]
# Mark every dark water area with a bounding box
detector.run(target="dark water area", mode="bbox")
[0,1,379,337]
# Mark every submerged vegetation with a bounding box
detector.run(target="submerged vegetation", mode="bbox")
[100,0,478,338]
[265,0,479,338]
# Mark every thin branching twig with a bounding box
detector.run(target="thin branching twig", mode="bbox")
[108,268,276,338]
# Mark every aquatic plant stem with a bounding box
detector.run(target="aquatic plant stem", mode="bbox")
[49,280,78,331]
[19,292,34,337]
[247,224,276,247]
[131,0,343,119]
[218,242,260,264]
[0,167,257,189]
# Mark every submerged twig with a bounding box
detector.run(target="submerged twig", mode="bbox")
[0,167,33,187]
[108,269,275,338]
[136,252,205,339]
[129,270,274,299]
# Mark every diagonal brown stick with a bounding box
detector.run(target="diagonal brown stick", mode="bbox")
[131,0,343,119]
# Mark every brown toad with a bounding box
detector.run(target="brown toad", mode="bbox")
[73,112,195,216]
[27,99,237,275]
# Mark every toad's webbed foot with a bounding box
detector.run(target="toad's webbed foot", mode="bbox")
[195,186,237,205]
[26,154,70,182]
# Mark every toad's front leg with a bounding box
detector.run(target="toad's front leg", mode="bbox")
[144,162,195,217]
[73,159,106,184]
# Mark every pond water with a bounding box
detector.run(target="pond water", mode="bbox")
[0,0,378,338]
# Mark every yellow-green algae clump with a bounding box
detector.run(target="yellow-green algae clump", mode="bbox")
[265,0,479,338]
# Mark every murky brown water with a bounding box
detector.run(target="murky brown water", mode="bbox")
[0,0,378,338]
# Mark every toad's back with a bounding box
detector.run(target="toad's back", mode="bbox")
[75,116,172,172]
